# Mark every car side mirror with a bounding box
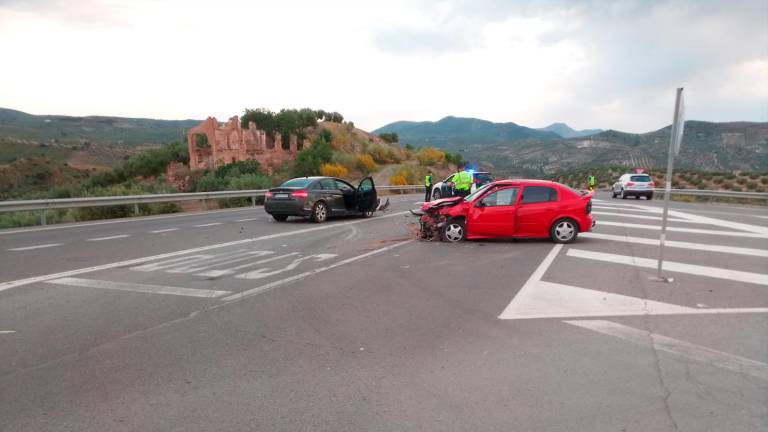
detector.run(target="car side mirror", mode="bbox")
[475,200,486,208]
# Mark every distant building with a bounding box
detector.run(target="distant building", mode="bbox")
[187,116,310,171]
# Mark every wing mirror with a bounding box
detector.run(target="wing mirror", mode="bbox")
[475,200,486,208]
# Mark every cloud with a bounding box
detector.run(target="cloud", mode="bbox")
[373,26,478,55]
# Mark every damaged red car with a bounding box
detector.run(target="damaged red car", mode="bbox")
[413,180,594,243]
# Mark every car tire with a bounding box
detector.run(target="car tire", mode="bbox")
[550,218,579,244]
[311,201,328,223]
[432,189,441,200]
[441,219,466,243]
[611,189,618,198]
[634,195,640,199]
[362,210,374,218]
[621,189,627,199]
[647,193,653,200]
[272,215,288,222]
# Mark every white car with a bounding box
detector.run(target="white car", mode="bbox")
[430,171,494,200]
[612,173,655,200]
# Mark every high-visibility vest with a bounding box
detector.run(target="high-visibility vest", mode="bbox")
[588,176,596,186]
[452,171,472,190]
[425,175,432,187]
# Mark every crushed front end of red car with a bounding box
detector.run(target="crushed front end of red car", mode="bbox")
[411,197,464,240]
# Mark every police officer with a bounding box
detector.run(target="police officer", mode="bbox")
[451,166,473,198]
[424,171,433,202]
[588,175,596,192]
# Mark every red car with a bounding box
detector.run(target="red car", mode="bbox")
[415,180,594,243]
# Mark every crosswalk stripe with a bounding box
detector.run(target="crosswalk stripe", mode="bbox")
[566,249,768,286]
[581,232,768,257]
[598,221,768,238]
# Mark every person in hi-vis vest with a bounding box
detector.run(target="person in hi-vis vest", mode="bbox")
[450,166,473,198]
[424,171,433,202]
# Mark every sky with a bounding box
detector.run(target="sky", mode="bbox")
[0,0,766,133]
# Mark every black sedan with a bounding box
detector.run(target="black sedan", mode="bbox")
[265,176,379,223]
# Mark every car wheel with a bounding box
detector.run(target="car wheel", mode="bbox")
[611,189,618,198]
[311,201,328,223]
[647,193,653,200]
[634,195,640,199]
[550,218,579,244]
[272,215,288,222]
[362,210,374,218]
[621,189,627,199]
[432,189,441,200]
[441,219,466,243]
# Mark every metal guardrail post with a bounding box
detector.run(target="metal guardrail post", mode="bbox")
[133,203,140,215]
[40,209,46,226]
[251,196,256,207]
[201,199,207,210]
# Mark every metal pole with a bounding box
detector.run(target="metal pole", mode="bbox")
[251,196,256,207]
[40,209,47,226]
[656,87,683,281]
[133,203,140,215]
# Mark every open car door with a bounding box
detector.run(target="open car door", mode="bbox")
[356,177,378,213]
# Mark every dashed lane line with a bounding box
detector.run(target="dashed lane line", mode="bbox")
[46,277,231,298]
[0,210,411,293]
[194,223,223,227]
[565,320,768,381]
[0,330,16,334]
[235,218,261,222]
[598,221,768,238]
[149,228,179,233]
[8,243,62,251]
[566,248,768,286]
[581,232,768,257]
[87,234,130,242]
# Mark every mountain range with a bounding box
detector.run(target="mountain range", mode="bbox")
[374,116,768,174]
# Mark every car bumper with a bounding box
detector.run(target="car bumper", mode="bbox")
[264,199,312,216]
[624,188,654,195]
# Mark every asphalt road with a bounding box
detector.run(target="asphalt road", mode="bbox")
[1,192,766,431]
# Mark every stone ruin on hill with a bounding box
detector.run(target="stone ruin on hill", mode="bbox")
[186,116,310,172]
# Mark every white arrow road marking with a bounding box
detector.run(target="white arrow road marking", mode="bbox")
[46,277,231,298]
[581,232,768,257]
[567,249,768,286]
[195,252,299,278]
[236,254,338,279]
[564,320,768,381]
[8,243,62,251]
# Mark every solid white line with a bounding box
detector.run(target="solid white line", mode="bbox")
[8,243,62,251]
[0,207,260,236]
[581,232,768,257]
[598,221,768,238]
[87,234,130,241]
[0,210,411,293]
[222,240,414,302]
[149,228,178,233]
[592,211,689,223]
[47,277,231,298]
[498,244,562,319]
[564,320,768,381]
[566,248,768,286]
[194,222,223,227]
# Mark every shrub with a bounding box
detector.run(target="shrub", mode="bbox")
[746,181,758,190]
[293,138,333,177]
[320,163,349,178]
[417,147,446,166]
[725,173,736,180]
[748,173,759,179]
[355,154,377,173]
[389,175,408,185]
[728,183,742,191]
[761,178,768,185]
[736,177,747,185]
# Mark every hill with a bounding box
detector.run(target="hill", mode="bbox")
[372,116,560,150]
[0,107,198,146]
[537,122,602,138]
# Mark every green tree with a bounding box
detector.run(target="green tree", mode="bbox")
[378,132,398,143]
[293,138,333,177]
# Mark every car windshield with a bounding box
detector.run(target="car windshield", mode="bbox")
[464,183,493,202]
[279,178,313,188]
[630,175,651,182]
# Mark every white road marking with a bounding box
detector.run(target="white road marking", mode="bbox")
[222,240,414,302]
[167,250,273,274]
[564,320,768,381]
[638,206,768,235]
[0,330,16,334]
[47,277,231,298]
[149,228,178,233]
[0,207,260,236]
[8,243,62,251]
[235,218,260,222]
[581,232,768,257]
[87,234,130,241]
[567,248,768,286]
[0,210,411,293]
[592,211,689,223]
[194,222,223,227]
[236,253,338,279]
[195,252,299,278]
[598,221,768,238]
[130,255,213,272]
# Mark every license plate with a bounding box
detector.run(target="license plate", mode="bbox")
[274,193,288,198]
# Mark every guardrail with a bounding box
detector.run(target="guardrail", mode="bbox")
[663,189,768,199]
[0,185,426,226]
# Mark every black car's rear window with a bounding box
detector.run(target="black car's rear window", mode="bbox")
[280,178,313,188]
[630,175,651,182]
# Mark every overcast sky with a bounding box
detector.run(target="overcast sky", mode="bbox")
[0,0,765,133]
